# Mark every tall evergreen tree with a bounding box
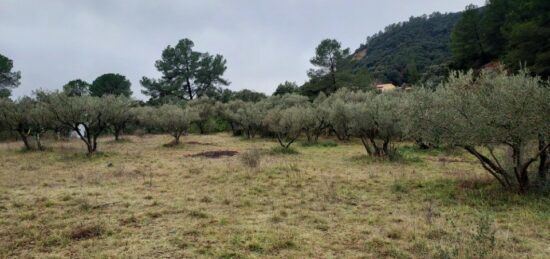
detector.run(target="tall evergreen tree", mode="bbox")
[450,5,490,69]
[90,73,132,97]
[141,38,229,103]
[503,0,550,78]
[307,39,350,94]
[0,54,21,98]
[480,0,509,57]
[449,0,550,78]
[195,53,229,97]
[273,81,299,96]
[63,79,90,97]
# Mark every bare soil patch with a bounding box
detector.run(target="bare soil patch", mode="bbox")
[186,150,238,158]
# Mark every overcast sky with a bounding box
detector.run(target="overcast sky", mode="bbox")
[1,0,485,99]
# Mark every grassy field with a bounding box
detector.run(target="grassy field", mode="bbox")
[0,134,549,258]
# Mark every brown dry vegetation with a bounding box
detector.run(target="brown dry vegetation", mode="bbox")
[0,134,549,258]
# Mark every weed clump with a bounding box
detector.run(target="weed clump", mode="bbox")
[68,223,104,240]
[240,149,262,168]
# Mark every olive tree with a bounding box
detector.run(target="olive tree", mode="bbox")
[323,89,361,140]
[220,100,245,136]
[220,100,265,139]
[236,101,264,138]
[103,95,135,141]
[302,93,330,143]
[45,94,110,154]
[413,70,550,192]
[187,97,218,134]
[236,93,309,140]
[26,100,56,150]
[137,104,198,145]
[263,106,306,149]
[349,92,405,156]
[0,97,55,150]
[403,87,441,149]
[0,98,31,149]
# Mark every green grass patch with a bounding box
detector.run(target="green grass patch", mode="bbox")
[399,145,464,157]
[347,151,422,165]
[270,146,299,155]
[300,140,338,148]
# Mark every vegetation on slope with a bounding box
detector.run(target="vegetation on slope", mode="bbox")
[353,12,462,86]
[451,0,550,78]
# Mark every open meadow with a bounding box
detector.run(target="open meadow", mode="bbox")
[1,134,549,258]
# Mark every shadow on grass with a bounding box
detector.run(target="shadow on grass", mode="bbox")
[105,138,134,144]
[155,140,190,149]
[56,151,116,162]
[299,140,338,148]
[16,146,54,153]
[347,152,423,165]
[399,145,464,157]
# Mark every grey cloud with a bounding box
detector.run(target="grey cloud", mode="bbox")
[0,0,485,99]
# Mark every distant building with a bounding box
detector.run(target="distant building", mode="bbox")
[376,83,396,92]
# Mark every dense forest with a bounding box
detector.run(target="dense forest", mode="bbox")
[353,12,462,86]
[352,0,550,87]
[451,0,550,78]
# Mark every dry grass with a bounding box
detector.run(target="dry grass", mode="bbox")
[0,134,549,258]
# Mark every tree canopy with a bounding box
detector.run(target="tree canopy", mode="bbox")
[408,69,550,192]
[273,81,299,96]
[305,39,351,96]
[352,12,462,86]
[141,38,229,104]
[63,79,91,97]
[0,53,21,98]
[90,73,132,97]
[450,0,550,78]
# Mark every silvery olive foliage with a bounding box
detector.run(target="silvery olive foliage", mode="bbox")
[322,89,405,156]
[347,91,405,156]
[236,102,264,139]
[1,68,548,193]
[220,100,246,136]
[102,95,135,141]
[44,93,115,154]
[186,97,219,134]
[0,97,56,150]
[322,89,357,140]
[136,104,199,145]
[263,105,307,148]
[302,93,330,143]
[260,94,310,148]
[407,70,550,192]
